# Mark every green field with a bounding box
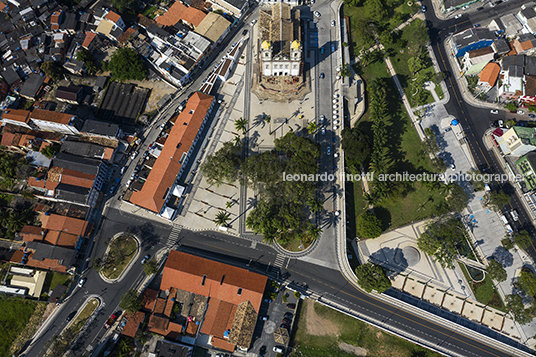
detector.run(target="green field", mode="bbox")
[459,263,506,311]
[290,299,442,357]
[0,297,44,357]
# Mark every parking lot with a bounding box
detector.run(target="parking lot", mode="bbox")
[251,285,300,356]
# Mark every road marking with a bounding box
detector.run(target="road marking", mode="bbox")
[166,225,182,248]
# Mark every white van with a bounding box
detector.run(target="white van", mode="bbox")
[510,210,519,221]
[505,224,513,233]
[499,214,508,225]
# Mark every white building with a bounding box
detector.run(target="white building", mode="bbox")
[259,3,302,77]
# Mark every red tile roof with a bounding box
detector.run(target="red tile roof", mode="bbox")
[479,62,501,87]
[20,225,43,242]
[118,27,137,45]
[1,132,15,146]
[122,311,145,338]
[30,109,73,125]
[105,10,121,24]
[161,251,266,311]
[129,92,213,213]
[2,109,30,123]
[156,1,206,27]
[143,288,159,311]
[154,298,166,315]
[82,32,97,48]
[212,337,236,352]
[44,230,79,247]
[40,213,92,237]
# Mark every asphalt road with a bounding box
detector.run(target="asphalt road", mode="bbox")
[424,0,536,260]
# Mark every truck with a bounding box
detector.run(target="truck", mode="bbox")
[499,214,509,225]
[104,314,117,329]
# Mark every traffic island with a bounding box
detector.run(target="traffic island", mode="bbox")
[44,297,100,357]
[98,233,140,283]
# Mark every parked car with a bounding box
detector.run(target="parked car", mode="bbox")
[286,303,296,309]
[320,115,325,123]
[421,5,426,12]
[450,163,456,171]
[264,298,273,303]
[273,346,284,353]
[331,20,335,27]
[327,146,331,155]
[281,323,290,329]
[489,120,497,128]
[490,109,499,114]
[242,29,248,36]
[498,120,504,128]
[141,254,150,264]
[120,167,126,175]
[529,114,536,118]
[319,73,325,79]
[259,315,268,321]
[104,314,117,329]
[250,19,257,26]
[454,14,462,19]
[259,346,267,357]
[282,317,291,324]
[77,278,86,288]
[511,210,519,221]
[331,44,335,52]
[517,110,525,115]
[321,127,326,135]
[473,24,480,27]
[66,311,77,322]
[284,312,294,319]
[313,11,321,17]
[476,6,484,10]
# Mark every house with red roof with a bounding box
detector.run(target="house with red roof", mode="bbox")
[134,250,267,353]
[128,92,214,219]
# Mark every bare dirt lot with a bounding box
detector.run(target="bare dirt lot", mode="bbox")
[305,298,340,336]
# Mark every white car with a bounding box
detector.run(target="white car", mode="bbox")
[321,127,326,135]
[517,110,525,115]
[313,11,321,17]
[250,19,257,26]
[490,109,499,114]
[511,210,519,221]
[78,278,86,288]
[454,14,462,19]
[450,163,456,171]
[498,120,504,128]
[331,20,336,27]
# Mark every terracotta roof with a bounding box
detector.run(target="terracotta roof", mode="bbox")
[143,289,159,311]
[40,213,92,237]
[148,314,169,333]
[51,11,61,25]
[122,311,145,338]
[137,14,159,29]
[0,3,5,12]
[200,300,235,338]
[525,75,536,96]
[161,250,266,310]
[105,10,121,24]
[82,32,97,48]
[507,42,518,56]
[30,109,73,125]
[211,337,236,352]
[1,132,15,146]
[103,147,114,161]
[129,92,213,213]
[20,225,43,242]
[2,109,30,123]
[479,62,501,87]
[185,320,199,335]
[44,230,79,247]
[28,176,46,189]
[164,287,177,318]
[156,1,206,27]
[154,298,166,315]
[467,47,494,58]
[118,27,136,45]
[59,171,95,188]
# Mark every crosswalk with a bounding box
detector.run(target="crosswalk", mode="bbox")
[166,225,182,248]
[271,254,286,274]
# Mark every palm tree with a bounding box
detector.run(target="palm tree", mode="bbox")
[439,182,454,196]
[307,197,324,213]
[234,118,248,134]
[233,135,242,146]
[307,121,318,134]
[307,225,322,240]
[364,191,380,206]
[265,115,271,123]
[214,211,231,227]
[361,50,373,67]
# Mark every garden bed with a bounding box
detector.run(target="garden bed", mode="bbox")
[101,234,138,280]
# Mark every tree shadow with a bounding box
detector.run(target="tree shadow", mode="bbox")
[369,246,408,276]
[374,206,391,231]
[492,246,514,268]
[252,113,266,129]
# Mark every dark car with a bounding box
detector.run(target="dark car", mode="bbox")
[489,120,497,128]
[281,323,291,329]
[284,312,294,319]
[282,317,291,324]
[242,29,248,36]
[286,303,296,309]
[529,114,536,118]
[319,73,325,79]
[476,6,484,10]
[66,311,77,322]
[259,345,267,357]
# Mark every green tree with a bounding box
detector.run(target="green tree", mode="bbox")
[501,237,514,250]
[215,211,231,227]
[379,30,393,45]
[356,211,382,238]
[466,169,486,191]
[201,141,242,186]
[307,121,317,134]
[355,263,392,293]
[143,258,158,275]
[307,197,324,213]
[107,47,147,81]
[93,257,102,272]
[519,269,536,297]
[40,61,64,80]
[40,144,61,158]
[483,190,510,211]
[447,182,469,212]
[119,290,143,314]
[417,218,466,269]
[514,230,533,250]
[408,55,423,75]
[341,127,371,173]
[364,0,387,22]
[111,0,138,14]
[487,259,507,282]
[406,19,430,56]
[505,119,516,128]
[76,49,97,74]
[340,63,351,79]
[504,102,517,112]
[506,294,532,324]
[234,117,248,134]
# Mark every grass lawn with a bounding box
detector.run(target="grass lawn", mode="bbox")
[290,299,442,357]
[459,263,506,311]
[0,297,44,357]
[42,272,71,294]
[101,235,137,280]
[69,299,99,335]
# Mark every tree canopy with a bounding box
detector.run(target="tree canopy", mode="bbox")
[107,47,147,81]
[356,211,382,238]
[417,218,466,268]
[514,230,533,250]
[487,259,507,283]
[201,141,242,186]
[341,127,371,174]
[111,0,138,14]
[40,61,64,81]
[354,263,392,293]
[484,190,510,211]
[143,259,158,275]
[506,294,532,324]
[120,290,143,314]
[519,269,536,298]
